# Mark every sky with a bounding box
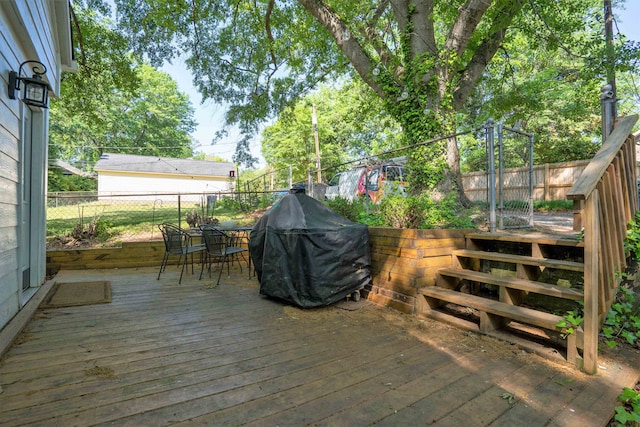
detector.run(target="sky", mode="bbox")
[160,58,265,166]
[160,2,640,168]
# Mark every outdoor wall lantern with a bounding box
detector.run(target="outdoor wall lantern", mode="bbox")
[8,60,51,108]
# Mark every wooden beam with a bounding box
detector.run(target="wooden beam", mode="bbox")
[583,191,600,374]
[567,115,638,200]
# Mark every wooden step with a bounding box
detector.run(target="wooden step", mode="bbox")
[419,286,567,332]
[437,268,584,301]
[453,249,585,272]
[465,232,584,247]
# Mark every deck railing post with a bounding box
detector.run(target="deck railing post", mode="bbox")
[497,121,504,230]
[486,119,496,233]
[529,132,535,227]
[583,190,600,374]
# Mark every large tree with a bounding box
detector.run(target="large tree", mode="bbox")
[110,0,612,195]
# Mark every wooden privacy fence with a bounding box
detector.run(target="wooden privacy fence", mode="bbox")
[566,114,639,374]
[463,158,640,203]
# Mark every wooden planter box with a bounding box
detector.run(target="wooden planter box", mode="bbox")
[46,228,472,314]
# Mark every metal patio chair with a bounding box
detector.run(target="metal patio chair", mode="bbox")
[157,223,205,284]
[199,225,248,286]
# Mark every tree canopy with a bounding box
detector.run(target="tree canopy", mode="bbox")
[98,0,639,198]
[49,7,196,170]
[261,80,402,180]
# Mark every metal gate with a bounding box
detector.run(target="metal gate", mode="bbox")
[485,119,534,232]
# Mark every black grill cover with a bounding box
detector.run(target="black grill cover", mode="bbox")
[249,192,371,307]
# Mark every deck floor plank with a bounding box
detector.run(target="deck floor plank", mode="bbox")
[0,267,637,427]
[114,337,427,426]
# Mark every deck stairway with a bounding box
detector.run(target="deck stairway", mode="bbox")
[416,232,587,366]
[416,115,638,373]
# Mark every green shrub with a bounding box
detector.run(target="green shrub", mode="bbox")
[379,193,475,229]
[258,195,275,209]
[325,193,476,229]
[325,198,366,223]
[94,219,112,240]
[625,211,640,260]
[378,196,418,228]
[534,200,573,212]
[217,196,242,211]
[601,286,640,349]
[614,387,640,425]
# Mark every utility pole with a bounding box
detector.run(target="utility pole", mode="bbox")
[312,105,322,183]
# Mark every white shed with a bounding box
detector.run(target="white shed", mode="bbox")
[94,153,237,201]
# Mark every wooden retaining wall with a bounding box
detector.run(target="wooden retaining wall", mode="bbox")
[46,228,471,314]
[365,228,470,314]
[46,241,167,276]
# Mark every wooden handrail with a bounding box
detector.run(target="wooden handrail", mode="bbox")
[565,114,638,374]
[567,115,638,201]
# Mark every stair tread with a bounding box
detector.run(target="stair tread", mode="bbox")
[453,249,584,271]
[465,232,584,247]
[438,268,584,301]
[419,286,566,330]
[438,267,584,300]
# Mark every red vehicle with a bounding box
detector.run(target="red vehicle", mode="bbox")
[356,164,406,204]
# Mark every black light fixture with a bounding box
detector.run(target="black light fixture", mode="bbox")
[8,60,51,108]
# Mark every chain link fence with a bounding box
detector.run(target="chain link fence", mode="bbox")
[46,191,251,246]
[47,123,539,246]
[493,122,535,229]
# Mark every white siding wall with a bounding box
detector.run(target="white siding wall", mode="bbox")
[97,172,236,201]
[0,0,68,330]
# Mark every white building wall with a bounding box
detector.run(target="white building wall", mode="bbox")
[97,172,236,201]
[0,0,71,331]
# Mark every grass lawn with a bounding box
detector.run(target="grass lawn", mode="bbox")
[46,199,256,248]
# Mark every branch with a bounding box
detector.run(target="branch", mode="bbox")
[360,0,393,64]
[297,0,384,97]
[69,5,87,68]
[265,0,278,67]
[444,0,492,58]
[452,0,524,110]
[190,0,202,61]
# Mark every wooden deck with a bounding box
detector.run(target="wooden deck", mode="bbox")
[0,266,637,426]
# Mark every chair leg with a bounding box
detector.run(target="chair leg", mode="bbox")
[199,253,208,280]
[158,252,169,280]
[178,252,188,284]
[233,253,244,274]
[216,254,226,286]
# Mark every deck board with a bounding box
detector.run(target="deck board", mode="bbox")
[0,266,637,426]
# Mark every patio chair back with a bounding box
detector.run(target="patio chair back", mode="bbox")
[199,225,248,284]
[159,223,186,255]
[200,226,227,257]
[157,222,205,284]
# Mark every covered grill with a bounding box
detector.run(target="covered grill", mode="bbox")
[249,189,371,307]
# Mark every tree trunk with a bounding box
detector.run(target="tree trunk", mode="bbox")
[446,135,472,207]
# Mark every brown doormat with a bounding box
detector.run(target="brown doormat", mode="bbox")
[41,281,111,308]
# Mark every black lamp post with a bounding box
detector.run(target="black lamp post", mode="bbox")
[8,60,51,108]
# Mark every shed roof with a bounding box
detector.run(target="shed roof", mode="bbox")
[94,153,235,178]
[50,159,97,178]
